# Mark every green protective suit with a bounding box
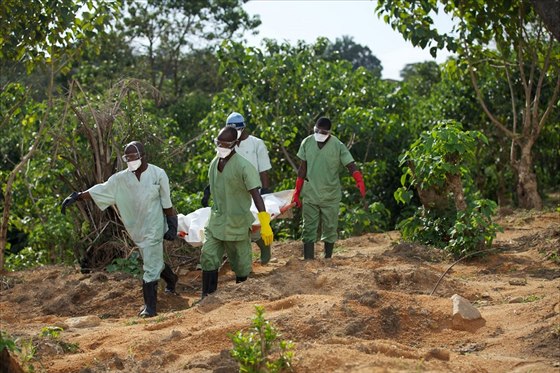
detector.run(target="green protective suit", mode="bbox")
[235,135,272,245]
[200,153,261,276]
[87,164,172,283]
[296,134,355,243]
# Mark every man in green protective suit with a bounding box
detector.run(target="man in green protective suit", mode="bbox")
[226,112,274,265]
[200,126,274,298]
[291,117,366,259]
[202,112,274,264]
[61,141,179,318]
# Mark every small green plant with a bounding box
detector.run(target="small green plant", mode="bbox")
[0,330,17,352]
[40,326,63,339]
[229,305,294,373]
[60,341,80,353]
[2,331,38,372]
[18,338,37,372]
[522,294,542,303]
[106,251,142,278]
[38,326,80,354]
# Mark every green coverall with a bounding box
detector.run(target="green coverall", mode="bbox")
[236,135,273,263]
[296,134,355,243]
[200,153,261,277]
[87,164,172,283]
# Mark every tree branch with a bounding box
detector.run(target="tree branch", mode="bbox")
[280,144,298,172]
[466,50,519,142]
[504,66,518,163]
[533,35,556,138]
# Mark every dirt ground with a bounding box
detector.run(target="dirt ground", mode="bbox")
[1,209,559,373]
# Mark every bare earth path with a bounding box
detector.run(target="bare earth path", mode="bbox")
[1,210,558,372]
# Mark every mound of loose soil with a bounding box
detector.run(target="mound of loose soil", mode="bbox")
[1,210,559,372]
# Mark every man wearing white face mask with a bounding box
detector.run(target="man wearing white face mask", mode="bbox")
[202,112,274,265]
[200,126,274,298]
[61,141,179,318]
[292,117,366,260]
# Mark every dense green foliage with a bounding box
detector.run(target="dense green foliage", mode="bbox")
[376,0,560,210]
[1,0,558,270]
[1,0,120,71]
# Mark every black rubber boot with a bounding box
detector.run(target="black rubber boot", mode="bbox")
[303,242,315,260]
[139,280,158,318]
[160,263,178,294]
[255,238,271,265]
[139,283,148,316]
[324,242,335,259]
[202,270,219,298]
[236,276,247,283]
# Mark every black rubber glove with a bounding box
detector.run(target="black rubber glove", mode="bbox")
[201,185,211,207]
[61,192,80,214]
[164,215,178,241]
[260,187,273,195]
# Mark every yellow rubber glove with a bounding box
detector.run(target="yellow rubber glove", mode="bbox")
[257,211,274,246]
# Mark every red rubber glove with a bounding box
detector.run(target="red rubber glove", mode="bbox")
[292,177,304,208]
[352,171,366,198]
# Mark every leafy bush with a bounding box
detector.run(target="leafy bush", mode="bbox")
[339,202,391,238]
[398,199,502,257]
[5,247,47,271]
[229,305,294,373]
[395,121,502,257]
[105,251,142,278]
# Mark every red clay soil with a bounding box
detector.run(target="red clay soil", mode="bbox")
[1,210,559,372]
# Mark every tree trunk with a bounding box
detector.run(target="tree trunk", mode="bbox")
[514,144,543,209]
[0,192,10,271]
[447,173,467,211]
[416,185,450,211]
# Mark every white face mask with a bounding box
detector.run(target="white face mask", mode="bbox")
[237,129,244,139]
[216,147,233,158]
[314,133,329,143]
[127,159,142,172]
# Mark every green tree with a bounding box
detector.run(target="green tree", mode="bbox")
[119,0,260,101]
[424,59,516,205]
[400,61,441,97]
[397,61,443,135]
[323,35,382,77]
[0,0,121,270]
[376,0,560,210]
